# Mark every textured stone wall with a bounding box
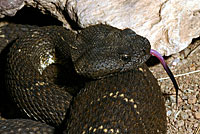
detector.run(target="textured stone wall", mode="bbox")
[66,0,200,56]
[1,0,200,56]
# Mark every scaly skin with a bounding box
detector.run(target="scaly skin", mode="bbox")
[0,24,167,133]
[0,119,55,134]
[66,65,167,134]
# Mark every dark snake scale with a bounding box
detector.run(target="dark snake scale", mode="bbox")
[0,24,167,133]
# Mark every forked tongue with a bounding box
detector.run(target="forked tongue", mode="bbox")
[150,49,179,106]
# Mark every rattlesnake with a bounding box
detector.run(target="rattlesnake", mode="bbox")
[0,24,167,133]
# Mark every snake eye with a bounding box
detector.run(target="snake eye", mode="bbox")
[120,54,131,62]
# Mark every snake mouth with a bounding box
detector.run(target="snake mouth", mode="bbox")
[119,53,151,72]
[74,50,151,80]
[91,53,151,79]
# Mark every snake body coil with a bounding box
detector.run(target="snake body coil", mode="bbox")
[0,24,167,133]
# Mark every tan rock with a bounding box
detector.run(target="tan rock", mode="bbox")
[194,112,200,119]
[66,0,200,56]
[0,0,25,17]
[188,95,197,104]
[1,0,200,56]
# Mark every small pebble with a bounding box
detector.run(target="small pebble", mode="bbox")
[192,105,199,111]
[181,59,188,64]
[180,112,188,120]
[178,97,183,103]
[177,120,184,127]
[194,112,200,119]
[169,96,176,103]
[171,58,180,66]
[167,110,172,116]
[182,95,188,100]
[190,64,196,71]
[194,123,199,128]
[187,128,193,132]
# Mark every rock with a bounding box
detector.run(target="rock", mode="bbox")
[180,112,189,120]
[194,112,200,119]
[66,0,200,56]
[177,120,184,127]
[182,95,188,100]
[187,128,193,132]
[0,0,71,29]
[188,95,197,104]
[194,123,199,128]
[167,110,172,116]
[0,0,25,17]
[1,0,200,55]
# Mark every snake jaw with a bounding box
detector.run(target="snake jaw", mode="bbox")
[120,54,151,73]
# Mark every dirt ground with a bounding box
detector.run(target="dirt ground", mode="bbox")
[149,39,200,134]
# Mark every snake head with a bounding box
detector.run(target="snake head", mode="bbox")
[70,25,151,79]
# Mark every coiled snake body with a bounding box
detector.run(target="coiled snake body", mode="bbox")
[0,24,166,133]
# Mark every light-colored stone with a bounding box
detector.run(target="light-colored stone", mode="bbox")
[177,120,184,127]
[167,110,172,116]
[1,0,200,56]
[0,0,25,17]
[66,0,200,56]
[180,112,189,120]
[194,123,199,128]
[194,112,200,119]
[188,95,197,104]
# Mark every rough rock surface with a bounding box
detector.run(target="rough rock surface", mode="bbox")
[1,0,199,55]
[149,39,200,134]
[66,0,200,56]
[0,0,24,17]
[0,0,71,29]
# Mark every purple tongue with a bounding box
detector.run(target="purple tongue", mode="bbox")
[150,49,179,105]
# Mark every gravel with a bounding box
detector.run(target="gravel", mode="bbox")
[149,39,200,134]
